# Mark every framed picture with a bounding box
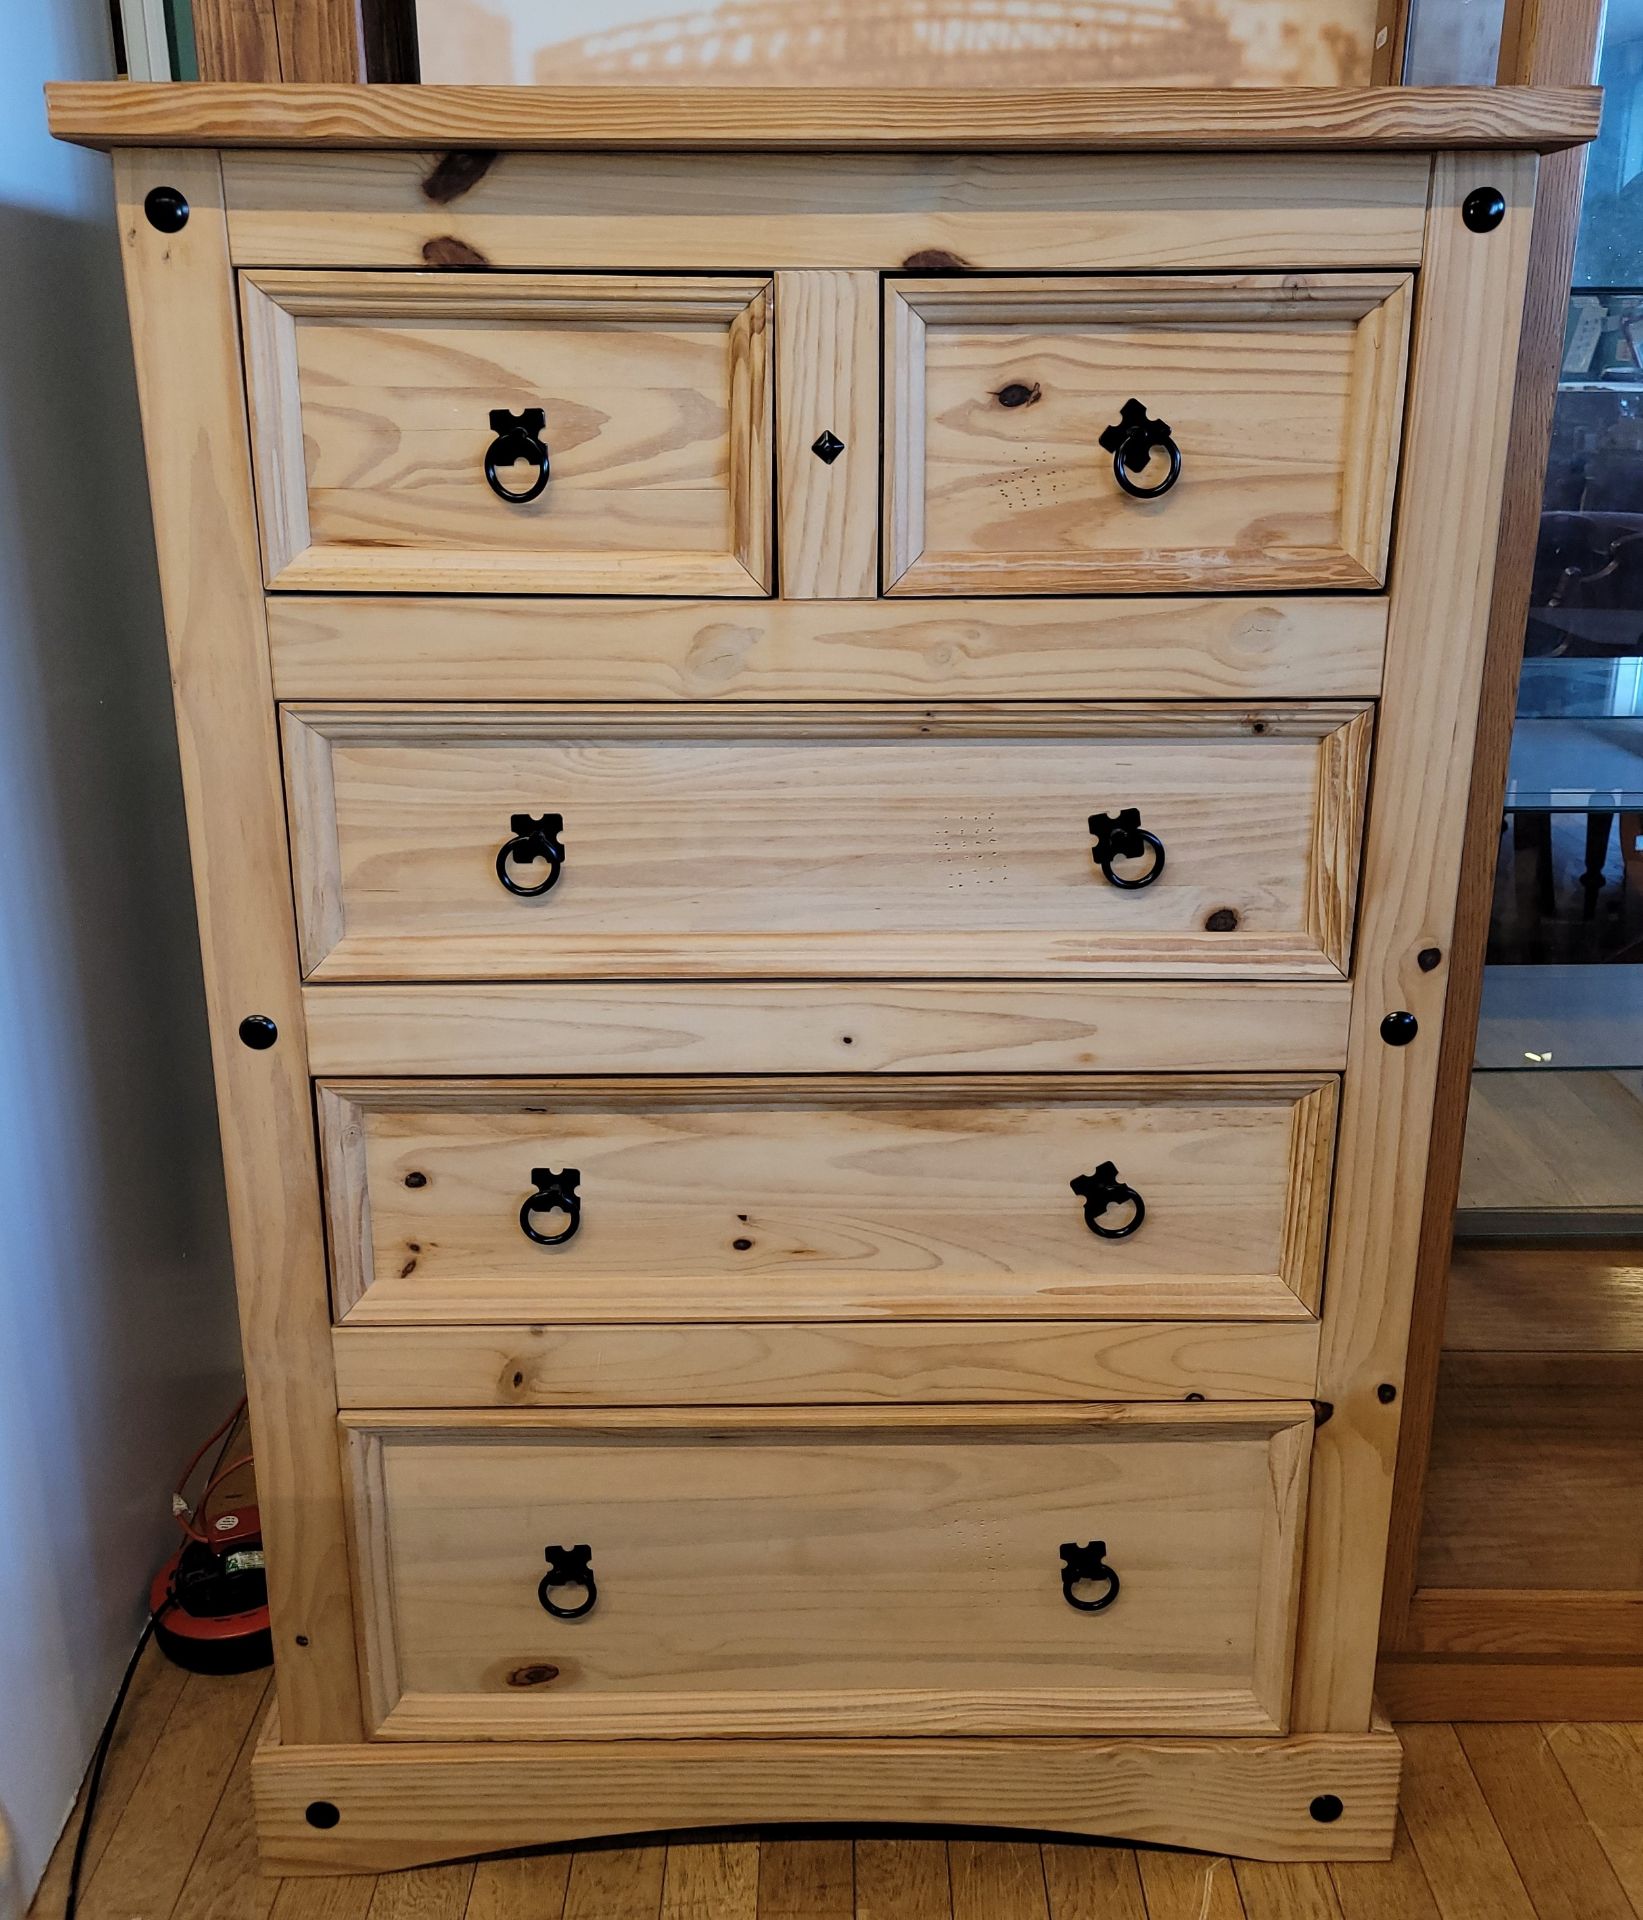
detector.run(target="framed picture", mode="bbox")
[416,0,1389,88]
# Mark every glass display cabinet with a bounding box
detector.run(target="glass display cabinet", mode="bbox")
[1414,3,1643,1651]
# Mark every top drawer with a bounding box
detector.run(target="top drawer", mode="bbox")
[885,274,1411,596]
[239,272,773,596]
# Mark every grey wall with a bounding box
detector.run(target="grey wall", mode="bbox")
[0,4,243,1900]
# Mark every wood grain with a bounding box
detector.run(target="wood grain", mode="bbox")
[1443,1244,1643,1352]
[318,1075,1336,1325]
[1414,1350,1643,1597]
[330,1318,1324,1410]
[240,272,772,596]
[775,273,877,598]
[1289,151,1539,1735]
[252,1713,1401,1874]
[1460,1724,1635,1920]
[111,148,362,1744]
[885,276,1410,596]
[301,981,1352,1078]
[283,704,1371,984]
[216,150,1436,275]
[265,595,1389,706]
[46,83,1602,152]
[1398,1723,1536,1920]
[340,1404,1311,1740]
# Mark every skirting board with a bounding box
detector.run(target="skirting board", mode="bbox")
[1379,1655,1643,1721]
[252,1708,1403,1872]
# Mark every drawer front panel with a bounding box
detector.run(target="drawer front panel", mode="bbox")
[284,705,1372,982]
[319,1076,1336,1324]
[240,272,773,595]
[343,1405,1311,1738]
[885,275,1411,595]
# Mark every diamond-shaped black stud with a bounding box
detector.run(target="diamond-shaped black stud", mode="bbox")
[811,430,845,464]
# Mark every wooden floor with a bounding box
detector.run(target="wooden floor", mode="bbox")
[27,1645,1643,1920]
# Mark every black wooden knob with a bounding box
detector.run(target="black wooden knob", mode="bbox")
[238,1015,277,1050]
[144,186,189,232]
[1462,187,1506,233]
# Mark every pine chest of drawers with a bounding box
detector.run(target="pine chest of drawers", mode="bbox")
[49,78,1599,1872]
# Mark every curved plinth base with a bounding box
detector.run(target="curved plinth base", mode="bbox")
[252,1709,1402,1875]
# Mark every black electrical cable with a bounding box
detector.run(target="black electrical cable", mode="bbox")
[63,1609,167,1920]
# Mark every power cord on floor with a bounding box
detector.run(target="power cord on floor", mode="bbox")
[62,1609,165,1920]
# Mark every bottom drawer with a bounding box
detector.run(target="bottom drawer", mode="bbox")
[343,1404,1311,1739]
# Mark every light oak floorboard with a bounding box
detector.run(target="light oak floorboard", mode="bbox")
[1398,1724,1538,1920]
[1235,1860,1345,1918]
[659,1839,759,1920]
[75,1667,271,1920]
[852,1840,951,1920]
[1136,1850,1248,1918]
[947,1840,1047,1920]
[465,1858,570,1920]
[268,1879,377,1920]
[1457,1725,1635,1920]
[28,1640,191,1920]
[1542,1724,1643,1914]
[757,1839,853,1919]
[561,1846,667,1920]
[1328,1818,1442,1919]
[169,1695,281,1920]
[366,1868,475,1920]
[1040,1844,1146,1920]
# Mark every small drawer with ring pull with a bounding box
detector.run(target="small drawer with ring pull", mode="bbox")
[238,271,773,596]
[883,272,1411,595]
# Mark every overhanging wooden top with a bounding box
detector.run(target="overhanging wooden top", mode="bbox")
[46,83,1600,155]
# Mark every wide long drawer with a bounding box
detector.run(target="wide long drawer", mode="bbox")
[319,1075,1336,1324]
[341,1405,1312,1739]
[284,704,1372,981]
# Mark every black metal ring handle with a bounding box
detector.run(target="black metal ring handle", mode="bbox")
[538,1544,597,1619]
[1070,1163,1145,1240]
[484,406,551,504]
[520,1167,581,1247]
[1088,809,1165,891]
[1060,1541,1121,1614]
[496,812,564,898]
[1098,398,1181,500]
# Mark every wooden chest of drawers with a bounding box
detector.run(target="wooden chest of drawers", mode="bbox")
[49,77,1599,1872]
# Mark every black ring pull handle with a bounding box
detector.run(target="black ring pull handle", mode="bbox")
[1070,1162,1145,1240]
[1098,398,1181,500]
[1089,808,1165,890]
[538,1544,597,1620]
[1060,1541,1121,1614]
[520,1167,581,1247]
[496,812,565,898]
[484,406,551,504]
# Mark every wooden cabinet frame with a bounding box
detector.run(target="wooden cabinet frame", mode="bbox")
[52,81,1595,1865]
